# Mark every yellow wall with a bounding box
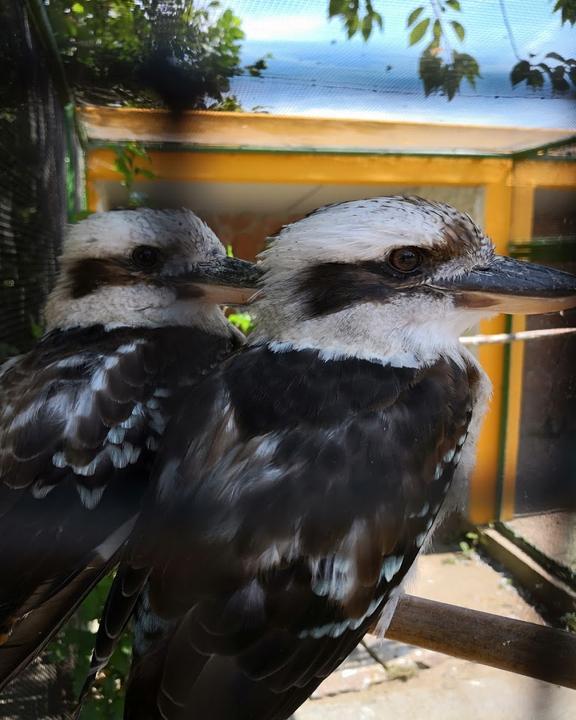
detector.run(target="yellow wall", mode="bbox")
[86,144,576,524]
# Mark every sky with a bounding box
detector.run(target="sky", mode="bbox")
[224,0,576,127]
[230,0,575,62]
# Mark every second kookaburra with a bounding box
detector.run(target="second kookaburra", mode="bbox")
[0,208,257,689]
[89,196,576,720]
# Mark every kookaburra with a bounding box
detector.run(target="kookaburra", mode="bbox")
[87,196,576,720]
[0,208,257,689]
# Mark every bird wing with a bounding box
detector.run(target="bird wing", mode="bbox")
[119,344,478,720]
[0,328,175,687]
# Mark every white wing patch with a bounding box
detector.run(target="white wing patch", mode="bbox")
[4,343,168,508]
[309,518,374,603]
[77,484,106,510]
[310,557,355,601]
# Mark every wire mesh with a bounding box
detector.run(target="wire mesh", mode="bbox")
[0,0,68,363]
[0,0,74,715]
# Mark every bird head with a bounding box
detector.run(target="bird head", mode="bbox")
[45,209,259,332]
[253,196,576,367]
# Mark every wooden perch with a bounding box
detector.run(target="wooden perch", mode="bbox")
[380,594,576,690]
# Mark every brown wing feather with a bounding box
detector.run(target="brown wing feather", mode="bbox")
[0,325,237,689]
[113,346,478,720]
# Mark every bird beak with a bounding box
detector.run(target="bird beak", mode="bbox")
[431,256,576,315]
[172,257,262,305]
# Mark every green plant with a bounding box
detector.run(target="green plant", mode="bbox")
[328,0,576,99]
[228,311,253,334]
[112,142,155,207]
[47,574,133,719]
[43,1,269,109]
[458,530,479,558]
[562,612,576,633]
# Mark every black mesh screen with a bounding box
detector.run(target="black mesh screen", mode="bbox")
[0,1,76,717]
[0,0,70,363]
[0,657,74,720]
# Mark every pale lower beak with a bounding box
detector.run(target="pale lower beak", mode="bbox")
[431,256,576,315]
[172,258,262,305]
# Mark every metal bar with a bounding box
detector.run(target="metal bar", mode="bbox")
[24,0,72,107]
[461,327,576,345]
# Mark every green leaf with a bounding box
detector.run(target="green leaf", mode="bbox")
[71,2,85,13]
[444,67,461,100]
[545,51,566,62]
[419,49,444,96]
[328,0,348,18]
[346,13,360,38]
[114,155,130,178]
[361,14,373,40]
[371,10,384,30]
[550,66,570,92]
[126,142,148,158]
[553,0,576,25]
[450,20,465,41]
[433,19,441,40]
[456,52,481,83]
[446,0,461,10]
[527,68,544,89]
[407,7,424,27]
[510,59,530,85]
[228,312,253,334]
[409,18,430,45]
[134,168,156,179]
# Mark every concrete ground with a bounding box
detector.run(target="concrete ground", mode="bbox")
[296,547,576,720]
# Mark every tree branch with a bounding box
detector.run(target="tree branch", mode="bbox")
[498,0,522,60]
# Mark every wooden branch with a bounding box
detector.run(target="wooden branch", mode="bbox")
[381,594,576,690]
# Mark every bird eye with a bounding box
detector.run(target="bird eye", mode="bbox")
[131,245,161,270]
[388,247,422,273]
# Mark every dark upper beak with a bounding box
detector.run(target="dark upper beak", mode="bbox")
[430,255,576,315]
[172,257,262,305]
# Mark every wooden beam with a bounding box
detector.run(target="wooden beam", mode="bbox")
[384,594,576,690]
[86,147,512,187]
[480,529,576,618]
[78,106,575,156]
[467,180,512,525]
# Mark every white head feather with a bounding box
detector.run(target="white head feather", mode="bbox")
[251,196,495,369]
[45,209,230,333]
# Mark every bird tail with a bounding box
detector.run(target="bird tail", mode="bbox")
[74,564,149,717]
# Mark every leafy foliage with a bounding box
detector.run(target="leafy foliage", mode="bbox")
[511,54,576,94]
[112,142,156,207]
[553,0,576,25]
[406,1,480,99]
[47,575,132,719]
[43,1,268,109]
[328,0,383,40]
[327,0,575,100]
[227,311,254,334]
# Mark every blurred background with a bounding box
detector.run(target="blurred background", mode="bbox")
[0,1,574,718]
